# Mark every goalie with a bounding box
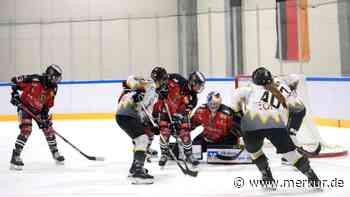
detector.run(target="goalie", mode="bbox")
[191,91,241,152]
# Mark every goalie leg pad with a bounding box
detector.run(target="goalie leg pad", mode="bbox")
[287,104,306,132]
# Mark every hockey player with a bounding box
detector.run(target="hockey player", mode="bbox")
[9,64,65,170]
[116,73,163,184]
[191,91,241,153]
[152,70,206,167]
[232,67,320,189]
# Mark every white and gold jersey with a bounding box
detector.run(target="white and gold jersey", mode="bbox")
[117,76,158,121]
[232,83,291,132]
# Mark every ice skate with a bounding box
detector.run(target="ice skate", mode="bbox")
[52,151,65,165]
[131,168,154,185]
[10,150,24,171]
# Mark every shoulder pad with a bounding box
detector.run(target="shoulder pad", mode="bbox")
[198,104,207,109]
[219,105,233,116]
[169,73,187,85]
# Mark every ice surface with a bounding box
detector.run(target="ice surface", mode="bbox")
[0,120,349,197]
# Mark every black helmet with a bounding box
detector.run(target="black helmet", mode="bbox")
[151,66,168,85]
[45,64,63,84]
[188,71,206,93]
[252,67,273,86]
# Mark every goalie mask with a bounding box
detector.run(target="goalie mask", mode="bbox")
[188,71,206,93]
[207,91,222,112]
[252,67,273,86]
[44,64,63,85]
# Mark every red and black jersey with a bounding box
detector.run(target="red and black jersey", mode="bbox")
[153,73,198,119]
[191,104,240,143]
[11,74,57,114]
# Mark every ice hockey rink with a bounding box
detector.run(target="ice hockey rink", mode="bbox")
[0,119,349,197]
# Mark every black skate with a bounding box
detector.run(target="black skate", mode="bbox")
[186,154,199,166]
[131,168,154,185]
[52,151,65,165]
[158,154,168,167]
[261,167,276,191]
[128,162,149,177]
[306,169,323,191]
[10,150,24,171]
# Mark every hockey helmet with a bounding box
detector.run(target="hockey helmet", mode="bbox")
[45,64,63,84]
[188,71,206,93]
[151,66,168,86]
[252,67,273,86]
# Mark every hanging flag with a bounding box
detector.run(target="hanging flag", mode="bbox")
[276,0,310,61]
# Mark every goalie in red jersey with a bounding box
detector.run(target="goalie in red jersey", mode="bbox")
[9,64,64,170]
[191,91,241,154]
[152,69,206,167]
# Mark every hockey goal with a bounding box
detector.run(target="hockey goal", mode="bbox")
[234,75,348,158]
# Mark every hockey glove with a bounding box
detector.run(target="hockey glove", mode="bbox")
[132,90,144,103]
[150,124,160,135]
[157,85,168,100]
[38,119,52,129]
[169,114,185,135]
[40,107,50,120]
[38,108,52,129]
[10,89,21,106]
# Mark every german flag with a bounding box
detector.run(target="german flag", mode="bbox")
[276,0,310,61]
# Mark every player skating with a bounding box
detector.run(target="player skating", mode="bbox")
[9,64,64,170]
[232,67,321,190]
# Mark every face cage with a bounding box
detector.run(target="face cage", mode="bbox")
[191,81,205,93]
[208,96,221,112]
[49,74,62,84]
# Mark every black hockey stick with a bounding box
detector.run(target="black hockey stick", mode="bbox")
[297,143,322,157]
[17,103,105,161]
[141,103,198,177]
[163,103,198,177]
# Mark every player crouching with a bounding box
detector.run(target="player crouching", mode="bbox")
[191,91,251,164]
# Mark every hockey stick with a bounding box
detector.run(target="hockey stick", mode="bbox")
[17,103,105,161]
[163,103,198,177]
[141,103,198,177]
[297,143,322,157]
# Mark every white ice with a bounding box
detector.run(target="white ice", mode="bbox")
[0,119,349,197]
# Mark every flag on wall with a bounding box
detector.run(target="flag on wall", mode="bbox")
[276,0,310,61]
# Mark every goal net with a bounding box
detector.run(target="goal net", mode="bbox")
[235,75,348,158]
